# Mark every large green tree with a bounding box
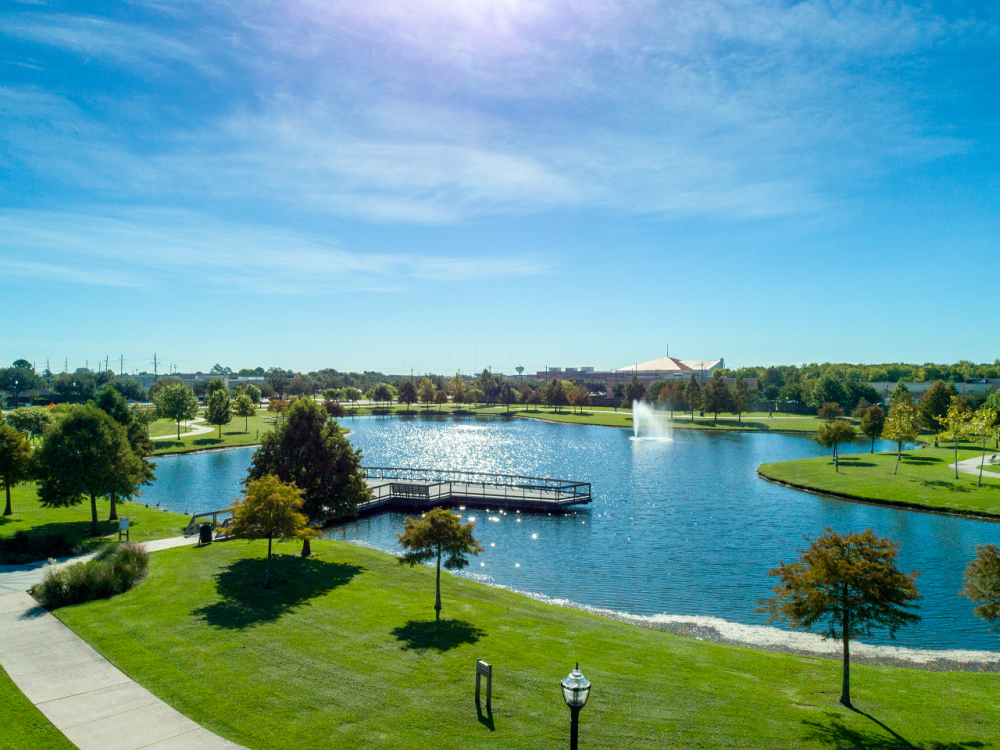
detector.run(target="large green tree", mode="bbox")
[206,388,233,438]
[702,373,731,422]
[0,422,32,516]
[546,378,568,412]
[96,386,156,519]
[398,380,418,410]
[247,398,370,522]
[234,393,257,431]
[34,405,147,536]
[417,377,436,409]
[623,375,646,407]
[760,528,920,708]
[657,381,685,418]
[6,407,53,445]
[397,508,483,621]
[730,377,751,422]
[153,381,200,439]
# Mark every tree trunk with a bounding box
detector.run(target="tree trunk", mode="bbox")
[435,545,442,622]
[870,436,874,454]
[302,537,311,557]
[265,536,273,588]
[177,420,181,440]
[954,438,960,479]
[840,607,852,707]
[3,484,11,516]
[109,494,118,521]
[979,441,986,487]
[90,493,99,537]
[834,443,838,472]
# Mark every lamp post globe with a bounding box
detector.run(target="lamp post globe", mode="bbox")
[561,663,591,750]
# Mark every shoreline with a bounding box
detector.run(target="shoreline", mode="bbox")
[341,539,1000,672]
[757,471,1000,522]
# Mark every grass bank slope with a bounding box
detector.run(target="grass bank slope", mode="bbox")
[1,484,189,556]
[55,540,998,750]
[759,445,1000,517]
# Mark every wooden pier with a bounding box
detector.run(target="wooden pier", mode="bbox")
[359,466,591,515]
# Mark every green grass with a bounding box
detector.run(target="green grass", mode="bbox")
[0,666,75,750]
[0,483,190,556]
[152,409,276,455]
[513,407,833,433]
[759,444,1000,516]
[54,540,999,750]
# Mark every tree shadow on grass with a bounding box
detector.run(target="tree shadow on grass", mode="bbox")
[193,554,363,629]
[803,711,989,749]
[919,480,972,493]
[837,458,877,468]
[390,619,485,652]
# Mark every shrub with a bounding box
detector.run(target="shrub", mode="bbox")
[34,542,149,608]
[0,532,79,565]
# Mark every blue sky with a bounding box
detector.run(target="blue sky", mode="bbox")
[2,0,998,376]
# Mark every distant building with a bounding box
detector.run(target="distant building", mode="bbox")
[535,357,756,394]
[874,380,1000,405]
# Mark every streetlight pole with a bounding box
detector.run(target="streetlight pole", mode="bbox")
[561,664,591,750]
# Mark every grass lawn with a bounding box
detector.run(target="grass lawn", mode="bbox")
[759,444,1000,517]
[152,409,276,455]
[54,540,999,750]
[0,666,75,750]
[0,483,190,557]
[513,407,833,434]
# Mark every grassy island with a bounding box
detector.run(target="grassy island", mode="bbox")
[48,539,999,750]
[759,444,1000,517]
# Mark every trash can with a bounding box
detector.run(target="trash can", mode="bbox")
[199,523,212,545]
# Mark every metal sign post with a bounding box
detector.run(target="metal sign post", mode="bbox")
[475,659,492,711]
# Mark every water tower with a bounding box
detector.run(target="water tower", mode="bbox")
[516,365,524,383]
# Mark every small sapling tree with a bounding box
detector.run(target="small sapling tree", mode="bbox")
[398,508,483,622]
[940,397,972,479]
[234,393,256,432]
[860,405,885,454]
[206,388,232,438]
[229,475,314,588]
[882,399,919,475]
[815,421,857,472]
[759,528,920,708]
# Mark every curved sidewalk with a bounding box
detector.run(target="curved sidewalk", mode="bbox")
[948,453,1000,479]
[0,538,244,750]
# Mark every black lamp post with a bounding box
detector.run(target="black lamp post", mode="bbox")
[561,663,591,750]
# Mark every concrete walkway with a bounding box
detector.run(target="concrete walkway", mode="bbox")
[0,535,244,750]
[0,591,244,750]
[151,418,215,441]
[0,536,199,595]
[948,453,1000,479]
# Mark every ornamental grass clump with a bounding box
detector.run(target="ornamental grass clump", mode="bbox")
[34,542,149,608]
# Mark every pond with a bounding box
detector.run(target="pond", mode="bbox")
[141,416,999,651]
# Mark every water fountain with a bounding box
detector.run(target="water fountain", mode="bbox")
[631,400,672,441]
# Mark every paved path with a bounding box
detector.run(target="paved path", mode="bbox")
[949,453,1000,479]
[151,418,215,441]
[0,536,198,595]
[0,535,243,750]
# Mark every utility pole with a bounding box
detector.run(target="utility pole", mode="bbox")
[120,355,123,376]
[65,357,68,373]
[153,354,158,378]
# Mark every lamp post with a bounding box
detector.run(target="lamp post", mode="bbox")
[561,663,591,750]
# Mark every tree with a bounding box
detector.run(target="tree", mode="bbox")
[474,369,500,406]
[850,398,871,421]
[882,399,919,475]
[702,373,731,422]
[96,386,156,519]
[343,387,362,408]
[759,528,920,708]
[961,544,1000,635]
[448,374,466,410]
[684,376,701,422]
[234,393,257,431]
[34,406,147,536]
[267,398,289,423]
[0,422,32,516]
[203,388,231,439]
[434,388,449,411]
[324,399,347,418]
[247,398,370,523]
[919,380,953,446]
[398,380,418,410]
[611,383,625,411]
[657,381,685,417]
[808,374,847,409]
[546,378,568,412]
[940,396,972,479]
[418,377,436,410]
[889,381,913,406]
[730,377,751,423]
[817,402,844,422]
[229,476,314,588]
[522,387,541,411]
[500,382,517,412]
[969,407,999,487]
[153,382,199,440]
[6,407,53,445]
[113,378,147,403]
[815,421,857,472]
[397,508,483,621]
[244,383,263,406]
[128,403,158,437]
[860,405,885,453]
[568,385,591,414]
[623,375,646,406]
[205,378,228,401]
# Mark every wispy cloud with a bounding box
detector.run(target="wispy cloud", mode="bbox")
[0,209,549,293]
